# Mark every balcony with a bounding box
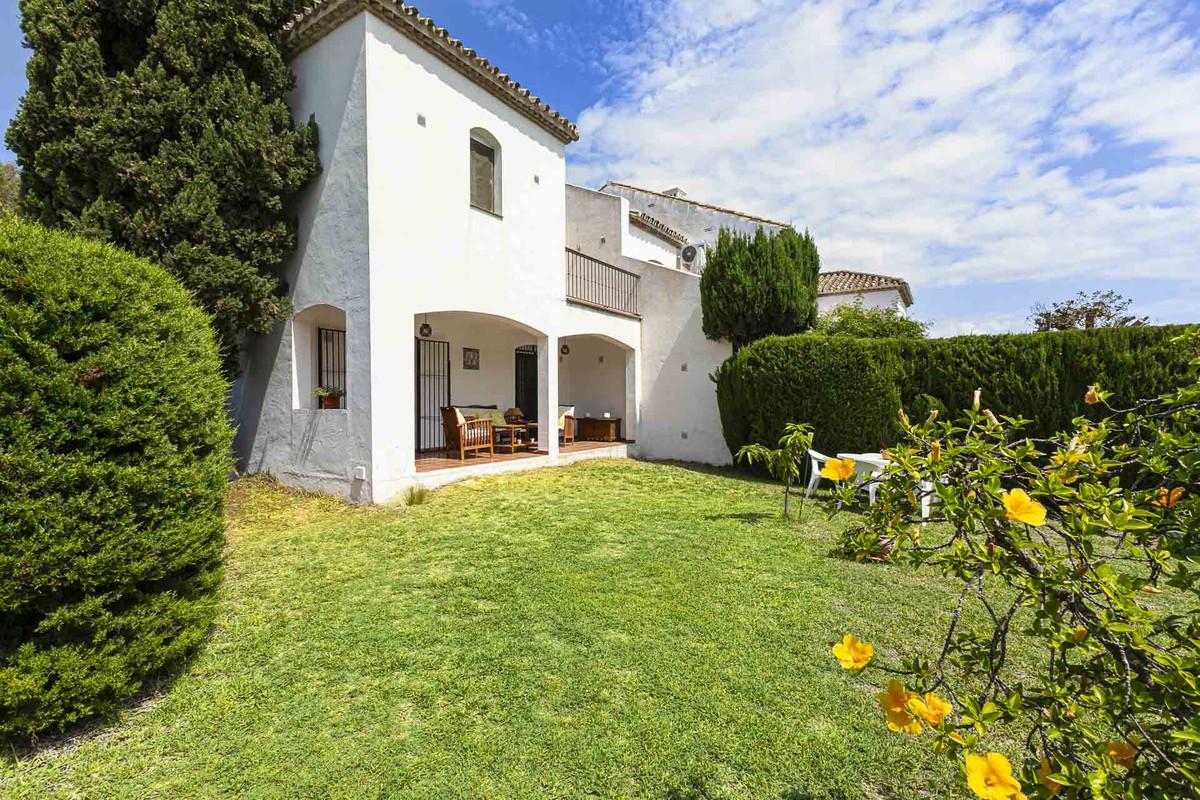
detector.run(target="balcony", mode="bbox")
[565,248,641,319]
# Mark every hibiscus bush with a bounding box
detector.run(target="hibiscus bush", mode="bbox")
[823,330,1199,799]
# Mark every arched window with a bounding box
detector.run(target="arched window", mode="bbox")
[469,127,501,215]
[292,304,347,410]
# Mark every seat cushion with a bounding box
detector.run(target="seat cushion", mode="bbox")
[459,406,504,425]
[557,405,575,429]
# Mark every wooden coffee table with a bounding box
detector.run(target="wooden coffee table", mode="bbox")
[493,423,528,454]
[577,417,621,442]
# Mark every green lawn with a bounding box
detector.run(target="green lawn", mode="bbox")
[2,459,978,799]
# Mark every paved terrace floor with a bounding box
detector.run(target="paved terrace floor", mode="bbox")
[416,440,622,473]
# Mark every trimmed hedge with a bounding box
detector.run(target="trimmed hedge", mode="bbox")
[716,325,1193,457]
[0,218,232,742]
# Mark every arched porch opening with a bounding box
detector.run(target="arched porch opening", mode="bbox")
[413,310,547,455]
[558,333,636,444]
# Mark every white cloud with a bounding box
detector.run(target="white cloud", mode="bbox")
[927,313,1027,339]
[570,0,1200,309]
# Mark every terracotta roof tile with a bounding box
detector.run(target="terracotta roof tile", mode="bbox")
[818,270,914,306]
[628,210,688,247]
[283,1,579,144]
[602,182,792,229]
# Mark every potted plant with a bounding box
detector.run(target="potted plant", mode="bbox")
[315,386,345,410]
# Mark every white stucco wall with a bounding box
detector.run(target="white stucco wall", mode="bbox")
[235,14,373,501]
[567,184,680,268]
[631,261,733,465]
[625,225,679,267]
[601,183,789,266]
[817,288,907,317]
[566,186,732,465]
[559,335,628,426]
[566,184,627,264]
[362,13,573,499]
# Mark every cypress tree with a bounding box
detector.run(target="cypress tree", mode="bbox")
[6,0,319,374]
[700,226,820,349]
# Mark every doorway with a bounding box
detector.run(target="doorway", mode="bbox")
[514,345,538,422]
[415,338,450,451]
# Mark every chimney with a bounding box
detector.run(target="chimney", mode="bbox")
[662,187,687,198]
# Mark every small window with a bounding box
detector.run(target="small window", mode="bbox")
[469,128,501,214]
[317,327,347,409]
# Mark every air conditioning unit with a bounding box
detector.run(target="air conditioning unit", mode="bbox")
[680,242,706,271]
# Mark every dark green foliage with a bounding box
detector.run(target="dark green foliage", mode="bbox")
[906,393,947,423]
[717,326,1193,458]
[0,217,232,742]
[700,227,819,348]
[6,0,319,374]
[716,334,904,456]
[0,163,18,216]
[814,300,928,339]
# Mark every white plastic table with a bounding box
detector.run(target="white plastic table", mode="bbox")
[837,452,889,505]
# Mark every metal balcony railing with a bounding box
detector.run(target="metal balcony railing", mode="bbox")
[565,248,640,318]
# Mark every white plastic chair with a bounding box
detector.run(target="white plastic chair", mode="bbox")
[805,448,832,498]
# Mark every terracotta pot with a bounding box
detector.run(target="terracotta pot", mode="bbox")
[319,395,341,410]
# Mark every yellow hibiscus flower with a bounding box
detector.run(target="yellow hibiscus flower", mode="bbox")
[831,634,873,670]
[820,457,856,481]
[965,752,1025,800]
[876,680,922,736]
[908,692,952,726]
[1002,488,1046,527]
[1105,740,1137,770]
[1084,385,1101,404]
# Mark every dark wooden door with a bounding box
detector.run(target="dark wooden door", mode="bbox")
[515,345,538,422]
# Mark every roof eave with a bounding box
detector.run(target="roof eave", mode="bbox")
[283,0,579,145]
[818,284,914,307]
[602,181,792,229]
[628,211,687,247]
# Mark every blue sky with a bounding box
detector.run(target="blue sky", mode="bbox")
[3,0,1199,336]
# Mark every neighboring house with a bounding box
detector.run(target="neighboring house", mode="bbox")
[816,270,914,317]
[595,183,914,319]
[598,183,791,272]
[231,1,915,502]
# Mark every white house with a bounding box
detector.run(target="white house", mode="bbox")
[231,0,913,503]
[816,271,915,317]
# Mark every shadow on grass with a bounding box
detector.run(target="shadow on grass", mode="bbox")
[703,511,775,525]
[2,628,209,765]
[664,774,856,800]
[635,458,780,486]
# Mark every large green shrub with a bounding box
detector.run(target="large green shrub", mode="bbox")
[700,227,820,348]
[0,217,232,742]
[892,326,1191,437]
[717,326,1192,457]
[716,334,904,455]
